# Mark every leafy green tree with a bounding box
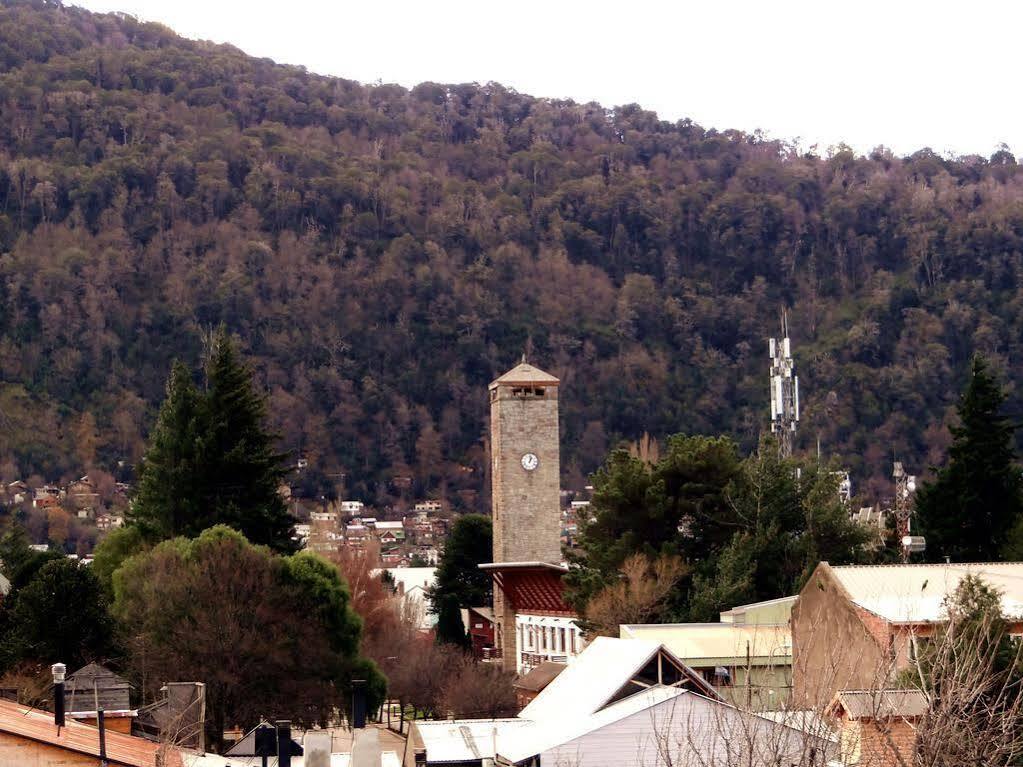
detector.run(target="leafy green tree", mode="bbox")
[688,448,868,620]
[565,435,741,615]
[1,558,113,669]
[112,525,381,751]
[130,330,295,552]
[0,525,61,591]
[569,436,868,622]
[916,357,1023,562]
[429,514,492,645]
[90,525,147,598]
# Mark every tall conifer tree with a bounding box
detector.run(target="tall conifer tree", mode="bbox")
[131,329,295,552]
[201,329,294,551]
[916,356,1023,562]
[131,360,204,542]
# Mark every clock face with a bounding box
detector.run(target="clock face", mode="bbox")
[521,453,539,471]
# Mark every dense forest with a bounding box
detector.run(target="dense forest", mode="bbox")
[1,0,1021,508]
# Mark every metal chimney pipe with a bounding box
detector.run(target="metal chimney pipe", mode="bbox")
[97,708,108,767]
[276,720,292,767]
[352,679,367,729]
[51,663,66,728]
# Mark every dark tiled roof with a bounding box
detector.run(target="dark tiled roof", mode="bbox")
[512,661,567,692]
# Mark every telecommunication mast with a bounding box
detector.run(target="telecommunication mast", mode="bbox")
[769,313,799,458]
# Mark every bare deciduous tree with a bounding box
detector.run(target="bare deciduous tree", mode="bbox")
[584,553,688,637]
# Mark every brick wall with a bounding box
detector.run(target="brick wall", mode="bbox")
[839,717,918,767]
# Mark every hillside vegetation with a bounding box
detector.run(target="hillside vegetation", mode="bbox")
[2,0,1022,506]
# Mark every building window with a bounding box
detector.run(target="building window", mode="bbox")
[570,630,576,654]
[559,627,566,652]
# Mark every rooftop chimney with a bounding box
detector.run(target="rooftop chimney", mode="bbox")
[51,663,66,728]
[276,720,292,767]
[352,679,367,729]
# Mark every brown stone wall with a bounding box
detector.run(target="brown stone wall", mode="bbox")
[490,385,561,565]
[792,567,889,706]
[490,382,562,670]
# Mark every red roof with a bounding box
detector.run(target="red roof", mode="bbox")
[0,697,180,766]
[485,563,575,615]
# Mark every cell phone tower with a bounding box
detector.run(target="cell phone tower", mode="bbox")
[769,312,799,458]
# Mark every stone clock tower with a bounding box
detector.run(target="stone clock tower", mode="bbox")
[489,360,562,565]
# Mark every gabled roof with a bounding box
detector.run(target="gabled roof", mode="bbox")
[0,697,178,767]
[488,362,560,388]
[501,686,688,763]
[67,663,130,688]
[827,689,929,720]
[819,561,1023,623]
[517,637,718,722]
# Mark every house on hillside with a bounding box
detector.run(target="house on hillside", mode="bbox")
[412,637,827,767]
[792,561,1023,705]
[378,567,437,632]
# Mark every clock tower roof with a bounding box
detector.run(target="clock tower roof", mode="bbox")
[489,362,560,389]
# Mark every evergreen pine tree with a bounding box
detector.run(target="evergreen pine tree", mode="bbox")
[131,330,295,552]
[201,328,294,552]
[130,360,205,542]
[429,514,491,646]
[916,356,1023,562]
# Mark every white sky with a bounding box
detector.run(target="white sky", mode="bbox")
[73,0,1019,158]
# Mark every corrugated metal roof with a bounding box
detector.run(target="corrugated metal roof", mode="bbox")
[414,718,531,763]
[619,623,791,664]
[500,686,688,763]
[826,562,1023,622]
[0,697,179,766]
[830,689,929,720]
[517,637,716,721]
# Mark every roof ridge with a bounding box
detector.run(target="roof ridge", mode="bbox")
[832,562,1023,569]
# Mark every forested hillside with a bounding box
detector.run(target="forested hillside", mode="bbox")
[1,0,1021,507]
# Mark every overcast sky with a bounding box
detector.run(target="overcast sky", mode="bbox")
[74,0,1018,158]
